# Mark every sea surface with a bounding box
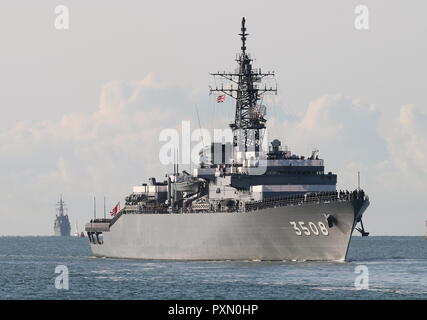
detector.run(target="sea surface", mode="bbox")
[0,236,425,300]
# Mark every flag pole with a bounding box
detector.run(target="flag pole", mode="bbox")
[93,196,96,220]
[358,171,361,191]
[103,196,106,219]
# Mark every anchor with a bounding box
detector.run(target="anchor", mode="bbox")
[324,214,337,228]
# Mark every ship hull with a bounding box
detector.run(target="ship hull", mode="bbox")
[54,216,71,237]
[54,227,71,237]
[89,199,368,261]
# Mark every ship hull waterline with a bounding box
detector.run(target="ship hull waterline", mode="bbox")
[89,199,368,261]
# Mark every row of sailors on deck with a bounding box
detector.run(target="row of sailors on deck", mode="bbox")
[339,189,365,200]
[251,189,367,206]
[307,189,365,200]
[89,218,111,223]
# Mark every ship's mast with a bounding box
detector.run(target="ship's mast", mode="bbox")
[210,17,277,153]
[57,195,65,216]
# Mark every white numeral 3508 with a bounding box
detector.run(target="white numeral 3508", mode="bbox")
[289,221,329,236]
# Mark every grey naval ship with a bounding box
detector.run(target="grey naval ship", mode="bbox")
[54,195,71,236]
[86,18,370,261]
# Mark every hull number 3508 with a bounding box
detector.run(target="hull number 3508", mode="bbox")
[289,221,329,236]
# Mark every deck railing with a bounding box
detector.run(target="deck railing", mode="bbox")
[245,190,367,212]
[90,190,368,218]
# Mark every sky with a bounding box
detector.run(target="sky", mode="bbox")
[0,1,426,235]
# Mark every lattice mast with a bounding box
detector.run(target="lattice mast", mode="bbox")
[210,17,277,153]
[57,195,65,216]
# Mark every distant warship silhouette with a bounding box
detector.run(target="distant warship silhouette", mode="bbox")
[54,195,71,236]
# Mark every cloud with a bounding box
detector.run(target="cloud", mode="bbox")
[386,104,427,176]
[271,94,387,176]
[0,74,197,235]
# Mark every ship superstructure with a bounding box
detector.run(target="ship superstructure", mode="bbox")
[86,18,370,261]
[54,195,71,237]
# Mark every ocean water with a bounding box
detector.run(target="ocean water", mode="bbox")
[0,236,425,300]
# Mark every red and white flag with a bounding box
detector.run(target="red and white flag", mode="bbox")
[217,95,225,103]
[110,202,120,216]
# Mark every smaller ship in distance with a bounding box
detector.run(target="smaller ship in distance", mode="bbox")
[53,195,71,236]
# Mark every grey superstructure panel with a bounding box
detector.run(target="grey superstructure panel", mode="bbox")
[231,174,337,189]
